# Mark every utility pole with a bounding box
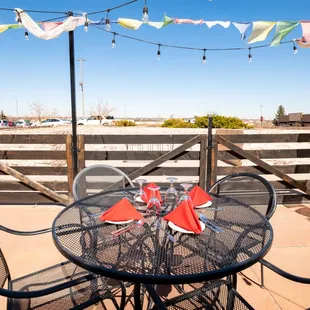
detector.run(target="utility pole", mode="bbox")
[76,58,86,119]
[16,100,18,120]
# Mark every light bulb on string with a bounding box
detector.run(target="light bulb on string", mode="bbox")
[142,0,149,22]
[25,31,29,41]
[248,48,252,63]
[157,44,161,60]
[202,49,207,64]
[84,14,89,32]
[105,10,111,32]
[293,41,298,55]
[105,18,111,32]
[112,33,116,48]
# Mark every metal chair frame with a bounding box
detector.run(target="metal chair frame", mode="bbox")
[0,248,125,310]
[72,164,135,201]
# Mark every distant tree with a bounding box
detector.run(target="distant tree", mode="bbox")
[29,102,49,123]
[0,110,7,120]
[273,105,286,125]
[88,100,114,118]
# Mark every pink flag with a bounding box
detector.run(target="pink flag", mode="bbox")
[299,21,310,42]
[41,22,63,31]
[174,18,204,25]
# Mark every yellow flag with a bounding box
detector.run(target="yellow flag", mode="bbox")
[248,21,276,44]
[118,18,143,30]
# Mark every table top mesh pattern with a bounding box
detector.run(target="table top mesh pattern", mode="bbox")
[53,190,272,284]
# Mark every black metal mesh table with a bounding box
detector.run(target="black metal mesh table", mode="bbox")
[52,189,273,308]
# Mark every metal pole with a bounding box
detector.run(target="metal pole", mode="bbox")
[68,22,78,177]
[77,58,86,118]
[16,100,18,120]
[206,116,213,191]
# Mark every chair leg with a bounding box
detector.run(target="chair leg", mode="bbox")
[232,273,237,290]
[260,263,265,288]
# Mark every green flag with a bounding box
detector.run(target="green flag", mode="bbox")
[270,21,299,46]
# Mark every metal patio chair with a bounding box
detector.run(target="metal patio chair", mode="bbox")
[0,248,125,310]
[209,172,277,220]
[209,172,310,288]
[143,279,254,310]
[72,164,135,200]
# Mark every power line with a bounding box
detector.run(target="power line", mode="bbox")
[91,24,293,52]
[87,0,138,16]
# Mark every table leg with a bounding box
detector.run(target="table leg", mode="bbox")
[134,283,142,310]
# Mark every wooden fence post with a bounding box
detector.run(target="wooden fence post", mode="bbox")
[66,135,74,202]
[199,134,208,190]
[210,135,218,188]
[77,135,85,172]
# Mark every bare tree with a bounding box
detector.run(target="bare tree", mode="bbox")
[29,102,47,123]
[29,102,58,122]
[88,100,114,118]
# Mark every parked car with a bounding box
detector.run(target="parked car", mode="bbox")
[8,120,16,127]
[16,120,31,127]
[77,115,113,126]
[0,120,8,127]
[41,118,70,126]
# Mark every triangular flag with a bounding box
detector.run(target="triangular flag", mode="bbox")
[248,21,276,44]
[174,18,204,25]
[270,21,299,46]
[297,40,310,48]
[205,21,231,29]
[233,22,251,40]
[0,24,21,33]
[117,18,143,30]
[299,21,310,43]
[163,15,174,27]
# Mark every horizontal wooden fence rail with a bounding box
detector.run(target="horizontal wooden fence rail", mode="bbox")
[0,133,309,204]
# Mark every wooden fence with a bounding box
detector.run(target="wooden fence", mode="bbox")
[0,133,309,205]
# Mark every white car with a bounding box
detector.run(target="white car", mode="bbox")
[41,118,69,126]
[16,120,31,127]
[77,115,113,126]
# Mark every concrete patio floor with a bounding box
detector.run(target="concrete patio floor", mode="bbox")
[0,203,309,309]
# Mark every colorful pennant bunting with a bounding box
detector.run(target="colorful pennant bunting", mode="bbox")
[0,8,308,49]
[248,21,276,44]
[270,21,299,46]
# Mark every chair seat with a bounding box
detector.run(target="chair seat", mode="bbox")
[164,280,254,310]
[9,261,116,310]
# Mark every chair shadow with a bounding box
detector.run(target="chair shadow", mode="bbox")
[239,271,306,309]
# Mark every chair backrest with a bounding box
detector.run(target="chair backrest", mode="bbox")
[73,164,135,200]
[209,173,277,219]
[0,249,10,289]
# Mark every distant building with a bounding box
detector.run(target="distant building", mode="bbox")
[277,113,309,127]
[301,114,310,127]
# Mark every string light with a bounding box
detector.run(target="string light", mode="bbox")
[25,30,29,40]
[293,41,298,55]
[142,0,149,22]
[105,10,111,31]
[112,33,116,48]
[84,14,89,32]
[157,44,161,60]
[248,47,252,62]
[202,49,207,64]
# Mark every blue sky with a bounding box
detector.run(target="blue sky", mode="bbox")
[0,0,309,119]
